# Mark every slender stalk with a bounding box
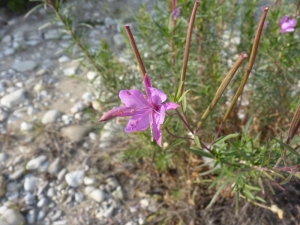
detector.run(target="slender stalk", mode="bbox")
[175,109,194,135]
[47,1,102,75]
[222,7,269,123]
[125,25,147,77]
[178,0,200,97]
[165,127,193,140]
[171,0,176,66]
[197,52,248,129]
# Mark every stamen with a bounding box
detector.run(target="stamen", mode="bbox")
[126,91,131,95]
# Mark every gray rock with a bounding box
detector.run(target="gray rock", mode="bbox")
[63,67,77,76]
[0,106,9,122]
[61,125,92,142]
[26,155,47,170]
[65,170,85,188]
[37,208,47,221]
[0,89,27,108]
[70,102,86,114]
[57,168,67,181]
[48,157,61,175]
[42,110,62,124]
[0,153,9,164]
[24,192,36,205]
[46,187,55,198]
[24,174,39,192]
[112,186,124,200]
[9,168,25,180]
[1,209,25,225]
[12,60,38,72]
[74,192,84,202]
[20,122,34,132]
[50,210,62,221]
[89,189,106,203]
[26,209,37,224]
[37,197,48,208]
[6,182,18,192]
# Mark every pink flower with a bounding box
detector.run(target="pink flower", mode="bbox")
[280,15,297,33]
[99,74,178,146]
[172,6,181,20]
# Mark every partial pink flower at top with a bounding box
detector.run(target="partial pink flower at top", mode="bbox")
[280,15,297,33]
[172,6,181,20]
[99,74,178,147]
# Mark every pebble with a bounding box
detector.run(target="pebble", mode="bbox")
[26,155,48,170]
[48,157,61,175]
[37,197,48,208]
[70,102,86,114]
[57,168,67,181]
[24,174,39,192]
[86,71,97,80]
[0,88,27,108]
[1,209,25,225]
[9,168,25,180]
[25,192,36,205]
[61,125,92,142]
[89,189,106,203]
[12,60,38,72]
[20,121,34,132]
[75,191,84,202]
[65,170,85,188]
[0,153,9,164]
[42,109,62,124]
[63,67,77,76]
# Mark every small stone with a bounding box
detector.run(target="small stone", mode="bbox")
[12,60,38,72]
[20,122,34,132]
[6,181,18,192]
[18,145,33,154]
[89,189,106,203]
[36,68,47,76]
[107,177,119,189]
[61,125,92,142]
[26,209,37,224]
[70,102,86,114]
[112,186,124,200]
[26,155,48,170]
[1,35,11,43]
[63,67,77,76]
[89,132,98,141]
[83,177,95,185]
[82,92,94,102]
[0,89,27,108]
[42,110,62,124]
[0,153,9,164]
[65,170,85,188]
[86,71,97,80]
[37,208,47,221]
[25,192,36,205]
[1,209,25,225]
[84,186,95,195]
[37,197,48,208]
[48,157,61,175]
[104,204,114,218]
[57,168,67,181]
[47,187,56,198]
[58,55,70,63]
[50,210,62,221]
[37,181,49,196]
[74,192,84,202]
[24,174,39,192]
[9,168,25,180]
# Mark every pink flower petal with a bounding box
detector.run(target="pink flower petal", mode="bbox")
[99,106,136,122]
[164,102,179,111]
[119,90,150,108]
[125,111,150,132]
[151,113,162,146]
[149,87,167,105]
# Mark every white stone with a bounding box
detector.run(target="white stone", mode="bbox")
[24,174,39,192]
[84,186,95,195]
[12,60,38,72]
[89,189,106,203]
[42,109,62,124]
[37,208,46,221]
[86,71,97,80]
[58,55,70,63]
[0,89,27,108]
[20,122,34,132]
[1,209,25,225]
[57,168,67,181]
[26,155,48,170]
[75,192,84,202]
[83,177,95,185]
[48,157,61,175]
[81,92,94,102]
[1,35,11,43]
[70,102,86,114]
[65,170,85,188]
[89,132,98,141]
[63,67,77,76]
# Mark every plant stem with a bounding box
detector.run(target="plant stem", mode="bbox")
[125,25,147,77]
[222,7,269,123]
[178,0,200,97]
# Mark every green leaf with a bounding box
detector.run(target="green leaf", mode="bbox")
[274,138,300,157]
[165,139,185,151]
[206,178,231,209]
[194,136,202,149]
[182,146,214,159]
[212,133,240,146]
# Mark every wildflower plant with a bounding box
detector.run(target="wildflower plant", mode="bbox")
[36,0,300,219]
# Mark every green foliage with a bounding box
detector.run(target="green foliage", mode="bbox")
[39,0,300,213]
